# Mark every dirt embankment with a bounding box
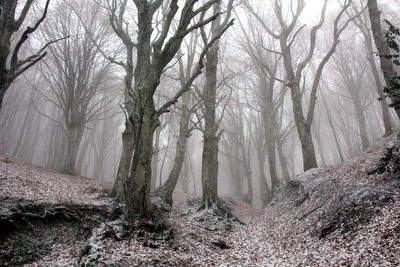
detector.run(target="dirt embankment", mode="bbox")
[0,133,399,266]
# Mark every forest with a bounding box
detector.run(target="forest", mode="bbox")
[0,0,399,265]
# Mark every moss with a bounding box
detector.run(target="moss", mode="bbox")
[367,144,400,179]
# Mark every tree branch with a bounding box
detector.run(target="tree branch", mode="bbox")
[157,19,234,115]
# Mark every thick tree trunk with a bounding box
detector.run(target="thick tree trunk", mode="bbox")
[0,80,7,112]
[110,119,134,200]
[161,91,190,205]
[0,7,13,112]
[0,53,11,111]
[63,125,84,175]
[76,133,91,174]
[368,0,400,119]
[125,103,159,219]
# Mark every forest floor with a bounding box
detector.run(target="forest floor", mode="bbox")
[0,133,399,266]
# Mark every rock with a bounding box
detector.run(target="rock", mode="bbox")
[317,185,397,239]
[211,239,230,249]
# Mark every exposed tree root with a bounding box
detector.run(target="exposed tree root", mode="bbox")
[0,200,114,266]
[197,199,243,224]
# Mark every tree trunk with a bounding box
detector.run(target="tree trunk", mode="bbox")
[256,147,271,205]
[363,29,393,136]
[291,87,318,171]
[321,89,345,162]
[354,102,370,151]
[201,41,220,207]
[276,137,291,184]
[0,2,15,112]
[182,151,190,194]
[368,0,400,119]
[110,119,134,200]
[125,102,159,219]
[151,126,162,190]
[225,151,243,197]
[63,125,84,175]
[76,132,90,174]
[264,117,279,193]
[161,91,190,205]
[314,124,328,167]
[0,63,11,112]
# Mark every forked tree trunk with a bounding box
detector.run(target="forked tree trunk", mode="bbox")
[110,0,232,219]
[125,102,159,219]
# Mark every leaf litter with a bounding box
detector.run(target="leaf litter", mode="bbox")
[0,133,399,266]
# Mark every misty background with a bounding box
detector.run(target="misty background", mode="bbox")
[0,0,399,208]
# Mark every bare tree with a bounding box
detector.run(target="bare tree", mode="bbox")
[198,0,234,213]
[37,0,114,175]
[159,32,199,205]
[104,0,233,219]
[244,0,354,171]
[0,0,52,111]
[331,44,373,151]
[221,93,254,203]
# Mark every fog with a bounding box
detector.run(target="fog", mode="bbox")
[0,0,399,209]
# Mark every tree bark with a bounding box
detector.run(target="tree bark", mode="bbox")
[264,114,280,193]
[289,84,318,170]
[363,28,393,136]
[368,0,400,119]
[110,119,134,200]
[151,126,162,190]
[256,146,271,205]
[125,102,159,219]
[354,100,370,151]
[63,124,84,175]
[0,0,50,112]
[276,137,291,184]
[109,0,230,218]
[161,91,190,205]
[201,41,220,207]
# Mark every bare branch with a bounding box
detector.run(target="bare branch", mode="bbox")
[9,0,51,75]
[157,19,234,115]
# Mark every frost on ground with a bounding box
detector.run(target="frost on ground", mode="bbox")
[0,133,399,266]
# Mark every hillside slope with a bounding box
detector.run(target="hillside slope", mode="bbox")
[0,133,399,266]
